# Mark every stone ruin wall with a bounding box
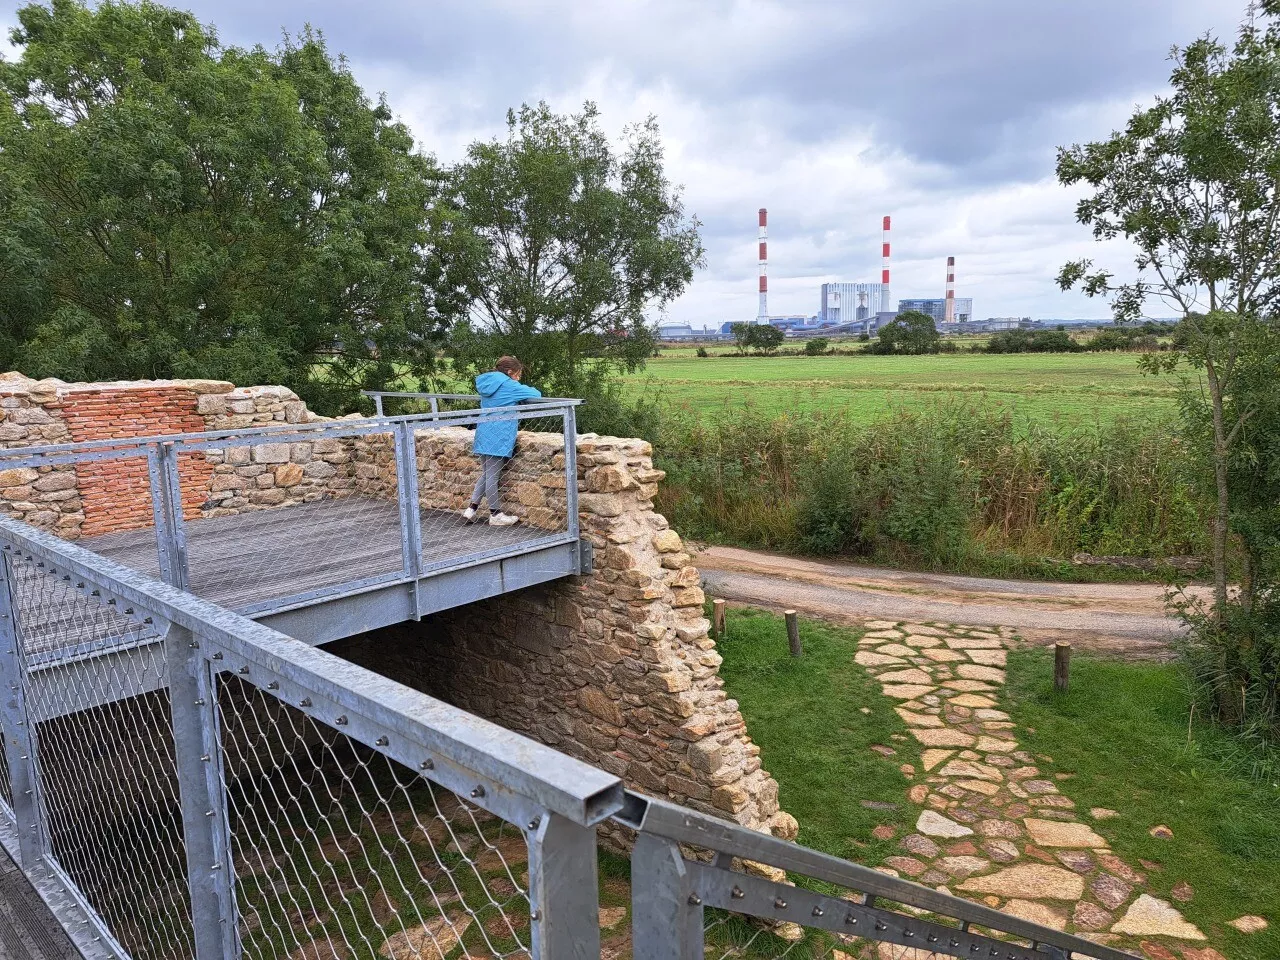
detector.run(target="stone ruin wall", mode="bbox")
[0,373,797,846]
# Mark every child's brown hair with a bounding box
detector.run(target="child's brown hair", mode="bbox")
[495,356,523,376]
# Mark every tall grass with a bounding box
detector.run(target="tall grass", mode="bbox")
[652,398,1209,578]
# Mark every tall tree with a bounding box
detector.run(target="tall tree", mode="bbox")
[1056,6,1280,622]
[0,0,460,414]
[874,311,940,355]
[447,101,704,395]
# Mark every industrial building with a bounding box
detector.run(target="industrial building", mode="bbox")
[898,297,974,324]
[820,283,886,329]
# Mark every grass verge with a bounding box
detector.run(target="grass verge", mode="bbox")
[713,606,923,861]
[1005,650,1279,960]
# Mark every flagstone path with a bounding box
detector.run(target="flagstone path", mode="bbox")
[854,620,1239,960]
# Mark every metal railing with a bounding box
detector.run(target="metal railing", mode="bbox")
[0,512,1141,960]
[0,401,583,634]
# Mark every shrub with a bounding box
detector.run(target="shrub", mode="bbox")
[695,346,709,358]
[804,338,829,356]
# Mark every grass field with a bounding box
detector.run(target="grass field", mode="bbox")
[625,351,1179,428]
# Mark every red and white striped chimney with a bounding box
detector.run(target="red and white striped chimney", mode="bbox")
[880,216,892,313]
[944,255,956,324]
[757,208,768,321]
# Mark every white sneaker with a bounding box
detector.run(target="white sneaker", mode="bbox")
[488,512,520,527]
[462,505,478,523]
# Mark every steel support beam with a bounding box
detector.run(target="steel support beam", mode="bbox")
[526,813,601,960]
[630,833,703,960]
[166,625,239,960]
[0,554,47,868]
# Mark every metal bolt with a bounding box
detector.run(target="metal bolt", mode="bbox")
[194,698,205,706]
[773,897,787,910]
[267,681,279,691]
[687,894,701,906]
[530,910,541,922]
[844,915,858,926]
[470,785,486,799]
[527,818,541,831]
[124,607,134,615]
[238,666,249,675]
[299,697,312,708]
[211,651,223,660]
[875,921,887,932]
[928,934,939,943]
[730,886,744,900]
[950,940,960,949]
[204,810,215,817]
[811,907,824,918]
[200,755,211,763]
[375,736,389,747]
[904,930,914,938]
[420,759,434,770]
[335,715,348,726]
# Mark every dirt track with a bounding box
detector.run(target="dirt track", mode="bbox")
[694,546,1204,661]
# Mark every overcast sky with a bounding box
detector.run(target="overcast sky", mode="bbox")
[1,0,1250,323]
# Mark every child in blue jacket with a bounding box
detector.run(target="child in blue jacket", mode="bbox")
[463,356,542,526]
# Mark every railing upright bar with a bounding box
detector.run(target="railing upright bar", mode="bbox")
[161,443,191,591]
[166,623,240,960]
[630,833,703,960]
[393,422,424,582]
[525,813,602,960]
[562,404,580,541]
[0,550,49,868]
[147,443,190,590]
[373,394,384,417]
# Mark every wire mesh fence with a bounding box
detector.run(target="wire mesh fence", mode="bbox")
[217,675,534,960]
[5,548,194,960]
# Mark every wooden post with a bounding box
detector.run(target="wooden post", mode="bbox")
[712,599,726,639]
[785,610,802,657]
[1054,642,1071,692]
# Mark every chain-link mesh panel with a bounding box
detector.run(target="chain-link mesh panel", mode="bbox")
[415,414,571,562]
[217,675,533,959]
[180,428,408,611]
[7,551,195,960]
[0,713,12,817]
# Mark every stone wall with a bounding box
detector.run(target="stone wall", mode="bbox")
[334,432,798,846]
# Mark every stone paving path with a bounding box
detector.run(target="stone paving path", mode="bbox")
[855,620,1249,960]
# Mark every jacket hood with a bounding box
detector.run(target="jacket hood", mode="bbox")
[475,370,510,397]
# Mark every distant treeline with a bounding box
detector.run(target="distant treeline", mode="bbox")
[985,325,1175,354]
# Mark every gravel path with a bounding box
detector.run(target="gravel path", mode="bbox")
[694,547,1198,660]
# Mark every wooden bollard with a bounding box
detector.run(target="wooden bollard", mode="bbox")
[785,610,802,657]
[1054,642,1071,692]
[713,599,726,639]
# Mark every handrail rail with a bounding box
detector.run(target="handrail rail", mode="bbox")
[617,789,1140,960]
[0,399,582,465]
[0,513,622,827]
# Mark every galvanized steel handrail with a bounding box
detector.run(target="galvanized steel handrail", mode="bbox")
[618,789,1138,960]
[361,390,582,417]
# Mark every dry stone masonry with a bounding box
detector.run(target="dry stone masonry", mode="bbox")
[336,430,799,847]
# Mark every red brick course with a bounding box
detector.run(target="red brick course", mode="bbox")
[60,388,215,536]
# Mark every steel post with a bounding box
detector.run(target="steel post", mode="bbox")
[166,624,239,960]
[562,405,580,541]
[393,422,424,581]
[525,812,601,960]
[630,833,703,960]
[373,395,384,418]
[147,443,189,590]
[0,551,48,867]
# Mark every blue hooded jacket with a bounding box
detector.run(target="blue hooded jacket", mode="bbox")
[472,370,543,458]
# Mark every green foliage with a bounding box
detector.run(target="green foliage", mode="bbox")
[869,310,940,355]
[445,101,703,397]
[1005,650,1279,958]
[802,337,829,356]
[986,329,1081,354]
[0,0,454,414]
[654,399,1209,576]
[694,346,709,358]
[727,321,782,355]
